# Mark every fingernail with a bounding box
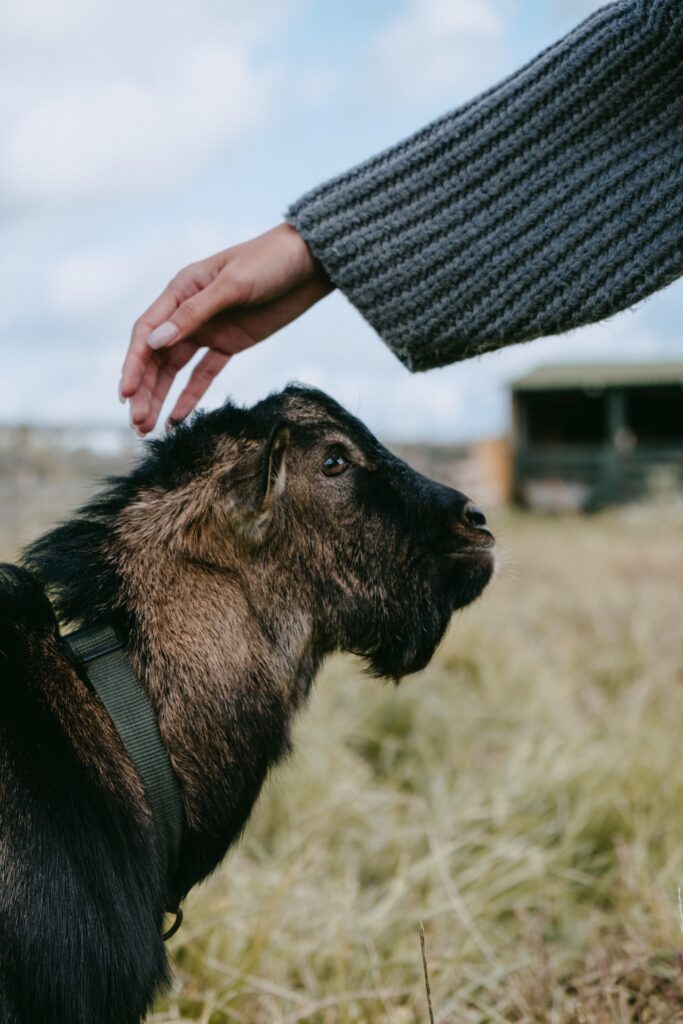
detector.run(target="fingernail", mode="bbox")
[118,378,127,404]
[147,321,179,349]
[129,406,145,439]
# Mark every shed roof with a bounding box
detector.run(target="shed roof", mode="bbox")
[512,361,683,392]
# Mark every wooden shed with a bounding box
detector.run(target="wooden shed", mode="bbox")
[511,362,683,510]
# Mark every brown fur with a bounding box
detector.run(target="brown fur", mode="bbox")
[3,385,494,1024]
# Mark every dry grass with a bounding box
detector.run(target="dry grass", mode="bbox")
[153,506,683,1024]
[2,480,683,1022]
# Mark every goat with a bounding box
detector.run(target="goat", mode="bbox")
[0,385,494,1023]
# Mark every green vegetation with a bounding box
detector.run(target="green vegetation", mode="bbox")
[151,507,683,1023]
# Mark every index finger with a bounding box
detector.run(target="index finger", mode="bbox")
[119,284,183,399]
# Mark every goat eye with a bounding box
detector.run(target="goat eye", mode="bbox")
[322,454,349,477]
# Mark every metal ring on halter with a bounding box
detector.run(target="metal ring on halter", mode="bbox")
[162,906,184,942]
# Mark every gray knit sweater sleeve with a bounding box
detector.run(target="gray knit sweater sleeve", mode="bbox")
[286,0,683,372]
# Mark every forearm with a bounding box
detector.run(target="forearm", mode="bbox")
[287,0,683,371]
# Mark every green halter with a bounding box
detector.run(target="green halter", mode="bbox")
[64,624,185,931]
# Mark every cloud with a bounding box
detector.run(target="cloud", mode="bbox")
[2,0,680,445]
[0,214,230,344]
[2,50,270,205]
[0,0,295,205]
[46,240,177,322]
[368,0,507,107]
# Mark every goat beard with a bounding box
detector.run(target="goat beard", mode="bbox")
[346,557,494,681]
[345,597,454,683]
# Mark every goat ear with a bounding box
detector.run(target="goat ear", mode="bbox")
[261,421,289,508]
[224,420,290,539]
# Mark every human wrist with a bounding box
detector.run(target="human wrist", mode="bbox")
[275,221,331,290]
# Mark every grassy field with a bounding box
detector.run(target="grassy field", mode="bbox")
[3,481,683,1022]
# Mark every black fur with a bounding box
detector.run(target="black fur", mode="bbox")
[0,567,166,1023]
[1,385,494,1023]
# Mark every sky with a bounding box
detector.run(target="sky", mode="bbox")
[1,0,682,442]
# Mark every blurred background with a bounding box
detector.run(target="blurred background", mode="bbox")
[2,0,683,438]
[2,2,683,1021]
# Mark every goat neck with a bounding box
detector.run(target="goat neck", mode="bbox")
[112,492,318,897]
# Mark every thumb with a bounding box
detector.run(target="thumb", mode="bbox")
[146,279,237,349]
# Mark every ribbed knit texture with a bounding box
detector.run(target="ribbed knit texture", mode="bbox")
[286,0,683,371]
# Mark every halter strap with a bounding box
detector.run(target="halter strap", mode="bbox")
[64,624,185,920]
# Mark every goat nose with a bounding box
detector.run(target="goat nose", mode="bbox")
[462,501,488,529]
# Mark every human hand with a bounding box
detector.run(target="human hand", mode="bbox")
[119,223,333,435]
